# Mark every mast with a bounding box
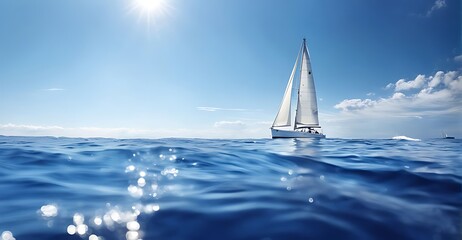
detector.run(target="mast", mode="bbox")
[294,38,320,129]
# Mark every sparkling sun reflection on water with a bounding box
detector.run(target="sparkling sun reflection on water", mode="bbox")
[38,147,176,240]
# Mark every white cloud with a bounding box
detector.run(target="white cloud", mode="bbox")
[328,70,462,138]
[426,0,446,17]
[214,120,246,129]
[394,74,426,91]
[375,71,459,113]
[443,71,458,85]
[428,71,444,88]
[256,121,273,125]
[454,54,462,63]
[0,124,167,139]
[366,92,375,96]
[45,88,64,91]
[211,120,271,138]
[0,120,273,139]
[391,92,405,99]
[196,107,247,112]
[334,99,376,111]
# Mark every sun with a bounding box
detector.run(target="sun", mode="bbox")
[129,0,171,27]
[133,0,165,13]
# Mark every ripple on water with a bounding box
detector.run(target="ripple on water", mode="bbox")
[0,136,460,240]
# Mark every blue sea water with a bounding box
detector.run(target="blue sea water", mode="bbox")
[0,136,460,240]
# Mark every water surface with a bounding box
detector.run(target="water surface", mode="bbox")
[0,136,460,239]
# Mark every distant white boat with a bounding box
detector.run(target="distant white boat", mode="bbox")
[442,131,455,139]
[271,39,325,139]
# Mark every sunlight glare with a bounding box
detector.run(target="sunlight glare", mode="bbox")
[135,0,164,12]
[130,0,171,28]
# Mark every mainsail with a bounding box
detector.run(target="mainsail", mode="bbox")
[272,46,302,127]
[295,39,320,128]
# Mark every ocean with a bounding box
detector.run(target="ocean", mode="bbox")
[0,136,460,240]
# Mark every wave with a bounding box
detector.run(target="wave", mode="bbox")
[392,135,421,141]
[0,136,460,240]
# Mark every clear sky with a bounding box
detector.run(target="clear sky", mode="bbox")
[0,0,460,139]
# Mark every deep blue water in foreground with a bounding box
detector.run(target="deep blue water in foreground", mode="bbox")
[0,136,460,240]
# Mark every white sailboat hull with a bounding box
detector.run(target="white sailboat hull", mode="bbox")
[271,128,325,139]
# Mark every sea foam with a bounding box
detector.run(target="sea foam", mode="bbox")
[392,135,421,141]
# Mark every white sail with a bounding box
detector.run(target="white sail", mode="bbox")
[295,40,320,128]
[271,38,325,139]
[272,46,301,127]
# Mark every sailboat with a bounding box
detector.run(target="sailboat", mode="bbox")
[271,39,325,138]
[442,131,455,139]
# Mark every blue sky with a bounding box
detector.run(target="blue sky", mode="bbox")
[0,0,460,139]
